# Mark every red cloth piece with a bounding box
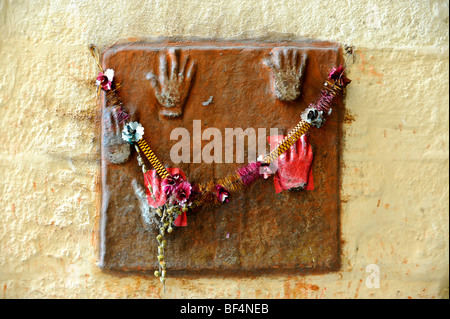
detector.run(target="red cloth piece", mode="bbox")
[173,211,187,227]
[267,134,314,193]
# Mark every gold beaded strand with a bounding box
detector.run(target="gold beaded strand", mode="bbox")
[263,120,311,164]
[137,138,170,179]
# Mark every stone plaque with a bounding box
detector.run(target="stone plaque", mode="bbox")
[99,40,344,275]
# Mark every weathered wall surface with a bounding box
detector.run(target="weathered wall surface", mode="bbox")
[0,0,448,298]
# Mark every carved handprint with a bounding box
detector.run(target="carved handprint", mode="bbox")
[102,106,131,164]
[263,48,307,102]
[146,48,196,118]
[132,179,159,232]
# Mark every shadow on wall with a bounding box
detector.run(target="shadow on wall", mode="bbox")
[439,273,449,299]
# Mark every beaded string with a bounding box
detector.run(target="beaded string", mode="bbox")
[92,44,350,286]
[90,45,170,179]
[134,145,168,291]
[191,70,348,208]
[263,79,343,165]
[89,44,103,73]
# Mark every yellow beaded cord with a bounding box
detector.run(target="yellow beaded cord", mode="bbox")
[137,139,170,179]
[263,120,311,164]
[263,78,343,165]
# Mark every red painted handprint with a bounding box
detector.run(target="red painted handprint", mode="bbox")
[266,134,314,193]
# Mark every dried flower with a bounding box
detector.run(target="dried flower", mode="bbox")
[96,68,114,91]
[121,121,144,144]
[215,185,230,203]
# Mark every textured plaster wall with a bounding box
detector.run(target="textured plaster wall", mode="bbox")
[0,0,448,299]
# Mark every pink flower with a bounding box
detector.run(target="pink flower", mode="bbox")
[173,181,192,204]
[215,185,230,203]
[161,174,183,195]
[96,69,114,91]
[328,66,351,87]
[187,184,201,206]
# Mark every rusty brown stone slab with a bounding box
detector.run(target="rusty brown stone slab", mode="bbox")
[99,40,344,275]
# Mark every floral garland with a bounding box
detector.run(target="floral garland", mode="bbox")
[90,45,351,287]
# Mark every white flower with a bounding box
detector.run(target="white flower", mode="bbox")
[95,69,115,91]
[104,69,114,82]
[122,121,144,144]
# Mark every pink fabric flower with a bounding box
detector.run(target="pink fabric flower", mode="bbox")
[161,174,183,195]
[173,181,192,204]
[143,168,186,208]
[215,185,230,203]
[96,69,114,91]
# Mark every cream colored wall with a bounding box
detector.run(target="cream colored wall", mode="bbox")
[0,0,448,299]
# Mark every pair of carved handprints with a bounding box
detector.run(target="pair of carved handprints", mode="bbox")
[148,47,308,117]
